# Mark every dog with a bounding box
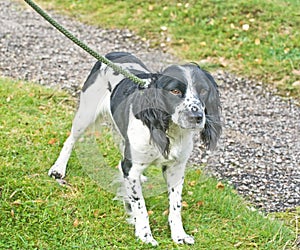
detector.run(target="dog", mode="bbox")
[48,52,222,246]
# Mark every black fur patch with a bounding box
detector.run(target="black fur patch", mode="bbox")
[200,69,222,149]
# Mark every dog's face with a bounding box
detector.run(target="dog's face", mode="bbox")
[157,65,207,129]
[156,64,221,143]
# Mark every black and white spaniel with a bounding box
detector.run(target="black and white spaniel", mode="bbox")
[49,52,222,246]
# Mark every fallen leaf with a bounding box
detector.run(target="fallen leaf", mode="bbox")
[197,201,204,207]
[216,181,225,190]
[73,218,79,227]
[163,209,169,216]
[11,209,15,217]
[182,201,188,208]
[48,138,57,145]
[200,41,206,47]
[191,228,199,234]
[93,210,99,217]
[148,210,154,216]
[189,180,196,187]
[254,38,260,45]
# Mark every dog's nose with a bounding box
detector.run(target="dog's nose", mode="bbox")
[191,105,199,112]
[190,105,203,124]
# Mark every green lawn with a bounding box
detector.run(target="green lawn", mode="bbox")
[35,0,300,97]
[0,78,298,249]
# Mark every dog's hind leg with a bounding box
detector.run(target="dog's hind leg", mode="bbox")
[48,78,110,179]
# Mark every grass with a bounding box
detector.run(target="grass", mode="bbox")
[28,0,300,98]
[0,78,298,249]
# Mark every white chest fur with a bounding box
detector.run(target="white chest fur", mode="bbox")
[127,106,194,165]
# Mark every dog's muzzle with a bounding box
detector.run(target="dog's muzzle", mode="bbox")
[177,105,205,129]
[189,105,204,125]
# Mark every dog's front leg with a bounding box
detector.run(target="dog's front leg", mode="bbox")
[165,164,194,245]
[123,163,158,246]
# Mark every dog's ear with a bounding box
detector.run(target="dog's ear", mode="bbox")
[201,71,222,150]
[133,86,171,158]
[135,108,170,158]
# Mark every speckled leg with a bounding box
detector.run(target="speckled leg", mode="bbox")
[165,164,194,245]
[122,161,158,246]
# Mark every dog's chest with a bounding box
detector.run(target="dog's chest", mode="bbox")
[167,126,194,162]
[127,115,194,165]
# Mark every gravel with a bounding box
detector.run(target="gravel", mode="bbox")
[1,1,299,213]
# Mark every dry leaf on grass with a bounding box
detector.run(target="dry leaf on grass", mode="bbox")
[216,181,225,190]
[182,201,188,208]
[197,201,204,207]
[188,180,196,187]
[162,209,169,216]
[48,138,57,145]
[148,210,154,216]
[73,218,79,227]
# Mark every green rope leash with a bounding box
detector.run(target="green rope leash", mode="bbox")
[24,0,146,86]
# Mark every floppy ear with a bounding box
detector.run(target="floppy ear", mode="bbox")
[201,70,222,150]
[135,107,170,158]
[132,83,171,158]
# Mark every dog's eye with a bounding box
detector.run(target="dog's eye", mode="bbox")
[170,89,182,96]
[199,88,208,96]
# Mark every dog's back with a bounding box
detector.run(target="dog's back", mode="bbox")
[80,52,151,115]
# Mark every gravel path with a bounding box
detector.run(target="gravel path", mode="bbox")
[1,1,299,212]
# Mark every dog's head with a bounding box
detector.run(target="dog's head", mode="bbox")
[131,64,221,155]
[152,64,222,149]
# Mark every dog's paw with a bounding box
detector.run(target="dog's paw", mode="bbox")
[48,164,66,179]
[136,229,158,246]
[137,233,158,246]
[172,233,194,245]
